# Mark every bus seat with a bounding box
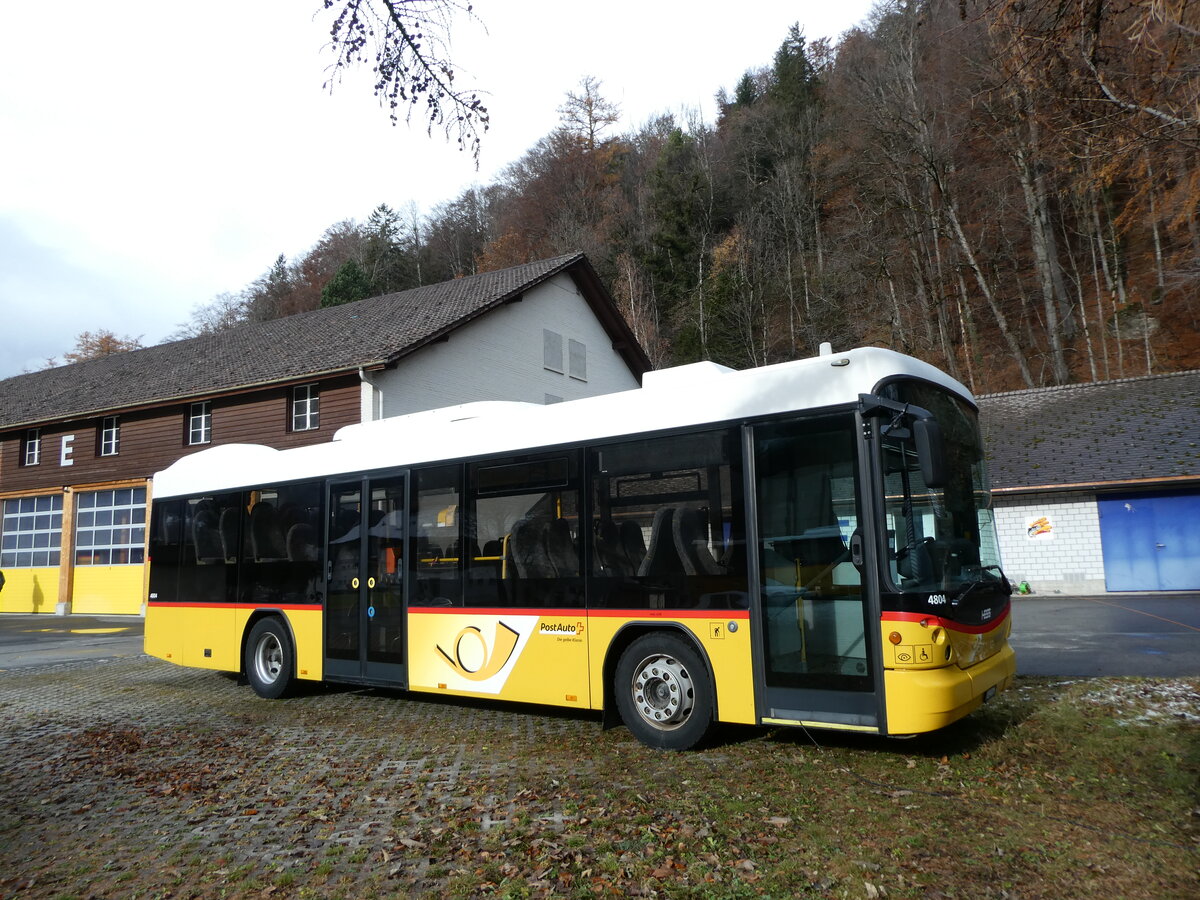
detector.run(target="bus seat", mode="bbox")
[638,507,684,577]
[620,520,647,571]
[218,506,239,562]
[897,538,934,586]
[593,519,631,576]
[673,506,727,576]
[416,536,442,560]
[545,518,579,578]
[510,516,555,579]
[250,502,287,561]
[192,506,223,564]
[286,523,317,562]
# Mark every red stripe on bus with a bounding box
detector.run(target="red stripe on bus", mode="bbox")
[149,602,749,620]
[409,606,751,620]
[881,606,1010,634]
[587,608,750,620]
[146,602,319,611]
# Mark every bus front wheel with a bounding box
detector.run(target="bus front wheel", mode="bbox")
[245,617,294,699]
[615,633,713,750]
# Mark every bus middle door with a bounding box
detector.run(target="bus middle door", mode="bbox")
[325,474,408,684]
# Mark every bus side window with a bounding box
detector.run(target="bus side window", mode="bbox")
[588,429,747,610]
[466,453,583,609]
[239,482,322,606]
[180,492,242,604]
[148,498,185,603]
[412,465,463,607]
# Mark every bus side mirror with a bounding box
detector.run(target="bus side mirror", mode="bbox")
[913,417,946,488]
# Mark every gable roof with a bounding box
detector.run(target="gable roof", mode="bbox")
[978,369,1200,493]
[0,253,650,431]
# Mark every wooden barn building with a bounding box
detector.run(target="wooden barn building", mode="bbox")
[0,254,649,615]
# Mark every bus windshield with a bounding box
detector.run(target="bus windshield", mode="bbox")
[879,381,1004,597]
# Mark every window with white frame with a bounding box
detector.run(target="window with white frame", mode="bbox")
[75,487,147,566]
[188,401,212,445]
[22,429,41,466]
[291,385,320,432]
[1,494,63,568]
[99,416,120,456]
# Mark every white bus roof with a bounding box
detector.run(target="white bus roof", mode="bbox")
[153,347,971,499]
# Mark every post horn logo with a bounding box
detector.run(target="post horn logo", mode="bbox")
[436,620,520,681]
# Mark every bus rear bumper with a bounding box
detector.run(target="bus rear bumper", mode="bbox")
[882,644,1016,735]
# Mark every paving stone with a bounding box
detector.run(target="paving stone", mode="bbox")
[0,656,614,898]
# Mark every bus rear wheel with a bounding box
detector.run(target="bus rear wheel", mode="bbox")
[245,617,294,699]
[615,633,713,750]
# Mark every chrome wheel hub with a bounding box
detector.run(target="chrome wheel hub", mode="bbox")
[631,653,694,730]
[254,633,283,684]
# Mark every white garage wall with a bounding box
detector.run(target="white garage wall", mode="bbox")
[993,493,1107,594]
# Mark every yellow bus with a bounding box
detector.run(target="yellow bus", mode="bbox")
[145,347,1015,749]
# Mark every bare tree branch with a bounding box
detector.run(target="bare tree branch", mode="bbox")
[321,0,490,160]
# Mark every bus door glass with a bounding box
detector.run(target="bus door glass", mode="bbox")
[752,414,878,730]
[325,474,407,683]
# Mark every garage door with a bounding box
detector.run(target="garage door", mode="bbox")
[1098,491,1200,591]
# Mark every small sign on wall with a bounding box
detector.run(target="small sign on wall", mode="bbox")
[1025,515,1054,540]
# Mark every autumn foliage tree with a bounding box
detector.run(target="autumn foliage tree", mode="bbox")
[43,330,144,368]
[168,1,1197,392]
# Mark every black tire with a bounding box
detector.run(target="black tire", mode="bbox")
[244,617,294,699]
[614,632,713,750]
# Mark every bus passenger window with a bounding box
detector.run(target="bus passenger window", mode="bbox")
[412,465,463,607]
[466,454,582,609]
[178,492,242,604]
[588,429,746,611]
[147,498,185,603]
[239,482,323,606]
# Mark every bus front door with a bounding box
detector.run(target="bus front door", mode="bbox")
[751,416,881,732]
[325,475,408,684]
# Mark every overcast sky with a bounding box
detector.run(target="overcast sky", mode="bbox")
[0,0,876,379]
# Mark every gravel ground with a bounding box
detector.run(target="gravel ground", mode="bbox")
[4,657,1196,899]
[0,656,624,898]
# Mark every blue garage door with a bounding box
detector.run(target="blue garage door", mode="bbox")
[1098,491,1200,591]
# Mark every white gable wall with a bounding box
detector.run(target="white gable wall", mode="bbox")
[362,272,640,419]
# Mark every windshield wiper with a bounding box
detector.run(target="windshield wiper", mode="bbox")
[952,568,1009,608]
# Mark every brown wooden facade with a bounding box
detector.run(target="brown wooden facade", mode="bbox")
[0,375,361,615]
[1,376,361,494]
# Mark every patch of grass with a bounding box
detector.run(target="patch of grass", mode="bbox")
[3,672,1197,899]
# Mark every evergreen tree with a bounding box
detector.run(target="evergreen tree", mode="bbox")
[769,24,819,115]
[364,203,416,294]
[321,258,373,307]
[733,72,758,107]
[245,254,295,322]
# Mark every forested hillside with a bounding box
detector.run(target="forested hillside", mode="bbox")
[178,0,1199,393]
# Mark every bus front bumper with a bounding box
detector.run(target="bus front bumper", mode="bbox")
[882,643,1016,735]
